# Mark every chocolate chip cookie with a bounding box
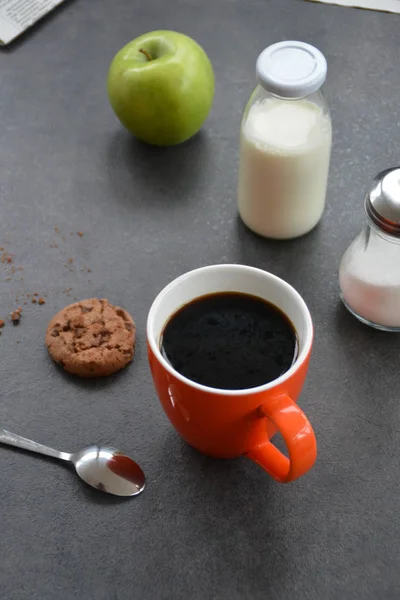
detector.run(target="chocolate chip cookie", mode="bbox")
[46,298,135,377]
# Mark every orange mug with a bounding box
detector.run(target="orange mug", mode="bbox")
[147,264,317,483]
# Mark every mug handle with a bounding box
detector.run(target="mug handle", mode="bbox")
[246,395,317,483]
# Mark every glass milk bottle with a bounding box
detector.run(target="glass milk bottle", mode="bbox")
[238,41,332,239]
[339,168,400,331]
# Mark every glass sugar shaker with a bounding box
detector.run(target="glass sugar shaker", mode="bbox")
[339,167,400,331]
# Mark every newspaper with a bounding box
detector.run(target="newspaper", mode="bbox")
[306,0,400,12]
[0,0,67,45]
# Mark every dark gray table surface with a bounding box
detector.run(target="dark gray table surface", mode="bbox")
[1,0,400,598]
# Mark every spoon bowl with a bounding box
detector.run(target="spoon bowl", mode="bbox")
[0,429,145,498]
[72,446,145,496]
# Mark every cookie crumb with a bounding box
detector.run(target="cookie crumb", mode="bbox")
[38,298,46,305]
[77,231,83,237]
[0,320,4,328]
[1,252,13,264]
[54,226,60,234]
[32,298,37,304]
[64,258,74,269]
[10,308,22,323]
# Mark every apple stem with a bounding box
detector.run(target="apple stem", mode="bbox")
[139,48,153,61]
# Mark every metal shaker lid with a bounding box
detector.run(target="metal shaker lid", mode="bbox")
[365,167,400,236]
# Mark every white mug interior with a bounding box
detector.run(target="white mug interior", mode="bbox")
[147,264,313,395]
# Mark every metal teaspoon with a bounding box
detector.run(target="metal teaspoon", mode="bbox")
[0,428,145,497]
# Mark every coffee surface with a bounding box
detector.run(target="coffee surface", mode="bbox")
[160,292,297,390]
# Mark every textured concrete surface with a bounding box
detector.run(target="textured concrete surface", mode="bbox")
[1,0,400,598]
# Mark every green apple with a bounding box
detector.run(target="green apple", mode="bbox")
[107,30,214,146]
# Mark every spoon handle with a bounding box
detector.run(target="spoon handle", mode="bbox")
[0,429,71,462]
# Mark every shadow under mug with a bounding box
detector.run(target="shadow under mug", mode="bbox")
[147,264,317,483]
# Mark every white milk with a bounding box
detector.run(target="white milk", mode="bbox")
[238,98,332,240]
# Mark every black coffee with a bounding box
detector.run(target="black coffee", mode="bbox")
[160,292,297,390]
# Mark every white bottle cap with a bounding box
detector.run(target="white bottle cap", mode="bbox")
[256,41,327,99]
